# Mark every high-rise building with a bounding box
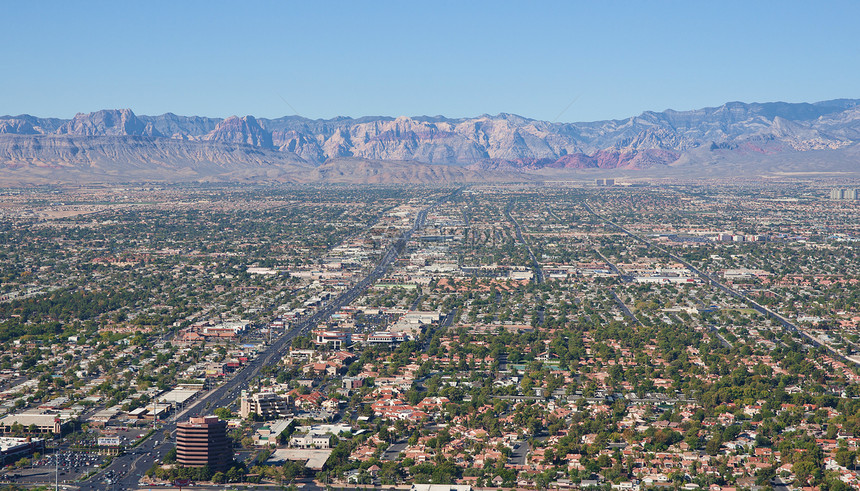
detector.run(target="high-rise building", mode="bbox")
[176,416,231,471]
[829,188,860,200]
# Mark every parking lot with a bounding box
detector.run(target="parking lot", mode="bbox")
[3,450,107,485]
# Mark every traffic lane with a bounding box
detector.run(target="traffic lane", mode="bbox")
[81,442,162,489]
[80,430,166,485]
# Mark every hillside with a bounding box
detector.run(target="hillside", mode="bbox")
[2,99,859,183]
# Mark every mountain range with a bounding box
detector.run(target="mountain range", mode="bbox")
[2,99,859,184]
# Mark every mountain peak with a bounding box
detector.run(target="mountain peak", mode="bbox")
[56,108,162,137]
[2,98,860,183]
[205,115,273,148]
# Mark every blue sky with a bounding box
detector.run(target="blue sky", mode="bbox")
[1,1,858,122]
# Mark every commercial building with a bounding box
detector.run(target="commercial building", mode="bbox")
[239,391,292,419]
[366,331,408,346]
[0,412,75,435]
[289,432,332,449]
[253,418,293,446]
[156,387,200,408]
[313,330,350,349]
[176,416,231,471]
[0,437,44,465]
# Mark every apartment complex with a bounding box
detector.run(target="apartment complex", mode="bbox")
[830,188,860,200]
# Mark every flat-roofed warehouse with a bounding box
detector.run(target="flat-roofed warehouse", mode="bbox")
[0,412,76,434]
[156,387,200,406]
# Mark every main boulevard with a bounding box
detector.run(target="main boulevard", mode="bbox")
[77,194,455,490]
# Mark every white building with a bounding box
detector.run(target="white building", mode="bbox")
[289,432,332,449]
[240,391,292,419]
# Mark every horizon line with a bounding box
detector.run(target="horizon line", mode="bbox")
[4,97,858,126]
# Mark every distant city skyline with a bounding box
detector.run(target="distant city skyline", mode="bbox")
[2,0,858,122]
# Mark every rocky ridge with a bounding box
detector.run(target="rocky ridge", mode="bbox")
[2,99,859,183]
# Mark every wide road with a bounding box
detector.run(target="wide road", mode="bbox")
[504,202,544,284]
[609,289,642,327]
[79,190,459,490]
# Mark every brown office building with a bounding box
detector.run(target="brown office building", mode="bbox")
[176,416,231,471]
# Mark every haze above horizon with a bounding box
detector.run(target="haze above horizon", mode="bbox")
[2,1,858,123]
